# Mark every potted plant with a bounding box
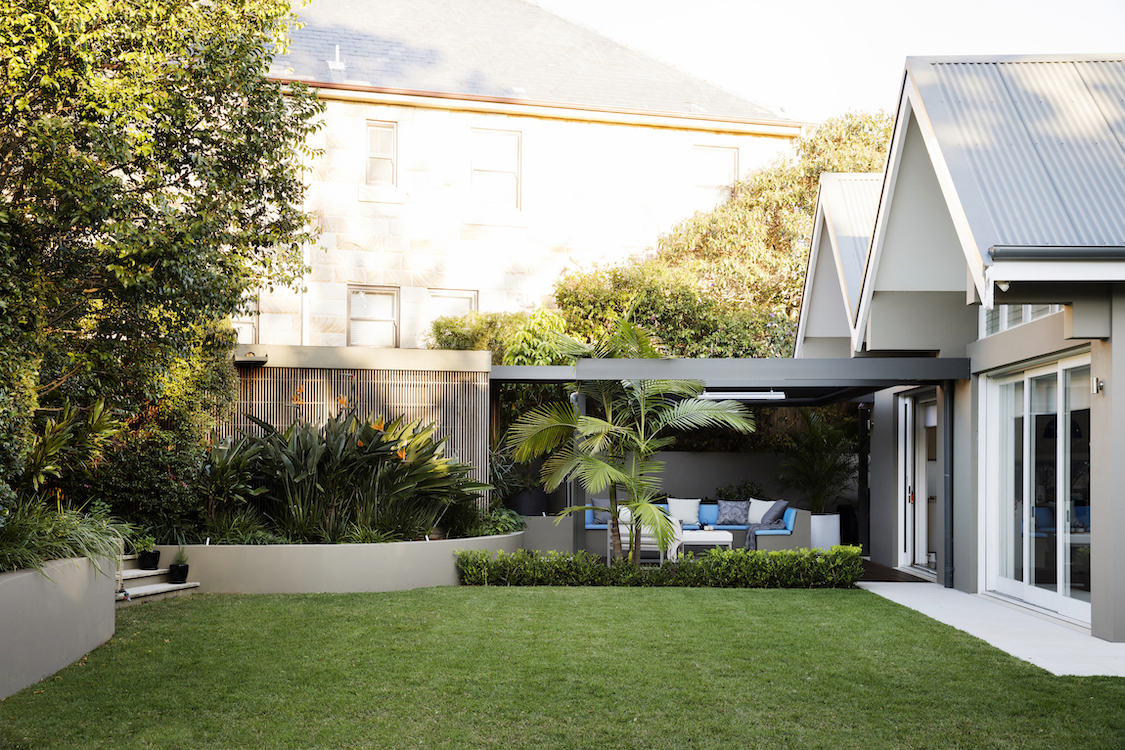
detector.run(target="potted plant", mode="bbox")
[134,534,160,570]
[777,408,858,550]
[168,547,189,584]
[492,445,548,516]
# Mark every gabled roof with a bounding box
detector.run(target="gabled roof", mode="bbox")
[794,174,882,358]
[270,0,785,122]
[845,54,1125,355]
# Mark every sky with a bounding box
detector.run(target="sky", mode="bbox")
[532,0,1125,123]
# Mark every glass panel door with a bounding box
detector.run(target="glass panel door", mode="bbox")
[1030,374,1058,595]
[1063,366,1091,603]
[998,380,1024,585]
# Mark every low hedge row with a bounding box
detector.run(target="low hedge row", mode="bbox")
[456,546,864,588]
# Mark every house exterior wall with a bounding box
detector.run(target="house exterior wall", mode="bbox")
[869,388,905,569]
[252,98,794,349]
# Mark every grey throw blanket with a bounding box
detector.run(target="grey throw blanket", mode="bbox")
[743,520,785,550]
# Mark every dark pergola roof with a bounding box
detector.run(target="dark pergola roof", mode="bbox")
[490,357,970,406]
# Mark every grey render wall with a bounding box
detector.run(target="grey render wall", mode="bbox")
[0,557,115,700]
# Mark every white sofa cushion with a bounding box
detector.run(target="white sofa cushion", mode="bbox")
[667,497,701,526]
[747,498,774,524]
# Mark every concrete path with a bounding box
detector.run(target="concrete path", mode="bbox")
[859,582,1125,677]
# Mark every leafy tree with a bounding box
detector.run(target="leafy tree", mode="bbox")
[777,408,858,515]
[0,0,324,494]
[552,111,893,358]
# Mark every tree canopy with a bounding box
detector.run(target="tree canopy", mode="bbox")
[553,111,894,358]
[0,0,323,496]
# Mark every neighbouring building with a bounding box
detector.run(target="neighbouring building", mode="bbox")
[241,0,803,350]
[796,54,1125,641]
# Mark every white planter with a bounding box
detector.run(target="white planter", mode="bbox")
[810,513,841,551]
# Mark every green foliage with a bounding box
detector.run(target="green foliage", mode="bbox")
[554,262,794,358]
[0,0,323,494]
[172,546,188,565]
[501,308,569,366]
[552,112,893,358]
[426,311,528,365]
[465,507,527,537]
[777,408,859,514]
[198,506,288,546]
[243,409,491,544]
[12,400,120,501]
[714,479,766,502]
[0,502,128,574]
[455,545,864,588]
[508,369,755,563]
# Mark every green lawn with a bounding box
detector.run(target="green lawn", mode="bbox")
[2,588,1123,749]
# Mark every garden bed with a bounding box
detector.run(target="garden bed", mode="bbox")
[156,531,522,594]
[0,556,115,700]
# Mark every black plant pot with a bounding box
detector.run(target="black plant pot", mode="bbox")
[168,563,189,584]
[507,488,548,516]
[138,550,161,570]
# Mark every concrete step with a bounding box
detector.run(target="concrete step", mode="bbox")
[116,581,200,607]
[121,567,169,581]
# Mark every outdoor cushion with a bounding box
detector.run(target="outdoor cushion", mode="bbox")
[747,498,774,524]
[760,499,789,525]
[591,497,611,525]
[756,507,798,536]
[698,503,719,526]
[716,499,749,525]
[667,498,701,526]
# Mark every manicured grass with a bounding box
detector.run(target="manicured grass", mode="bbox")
[2,588,1123,749]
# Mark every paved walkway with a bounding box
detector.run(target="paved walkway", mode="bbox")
[859,581,1125,677]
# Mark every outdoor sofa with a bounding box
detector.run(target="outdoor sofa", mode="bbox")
[585,500,811,555]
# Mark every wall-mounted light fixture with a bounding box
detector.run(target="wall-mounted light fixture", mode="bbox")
[700,390,786,401]
[1092,377,1104,395]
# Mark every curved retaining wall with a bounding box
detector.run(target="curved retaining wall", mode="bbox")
[0,556,115,700]
[155,531,523,594]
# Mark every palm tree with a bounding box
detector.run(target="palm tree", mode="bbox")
[776,408,857,515]
[508,378,755,563]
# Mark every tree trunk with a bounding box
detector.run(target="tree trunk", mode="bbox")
[609,485,624,561]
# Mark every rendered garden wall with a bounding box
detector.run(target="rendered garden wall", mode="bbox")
[0,557,115,700]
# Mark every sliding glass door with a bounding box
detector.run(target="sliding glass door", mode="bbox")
[988,355,1091,622]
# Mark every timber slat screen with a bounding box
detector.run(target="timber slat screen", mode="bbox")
[220,366,490,494]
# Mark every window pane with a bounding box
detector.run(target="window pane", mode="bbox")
[473,131,518,171]
[472,171,518,209]
[1030,304,1051,320]
[1006,304,1025,328]
[350,290,395,319]
[1030,373,1057,594]
[985,307,1000,336]
[1000,380,1024,583]
[367,157,393,185]
[368,125,393,156]
[350,320,396,347]
[694,146,737,186]
[428,293,475,319]
[1063,365,1091,602]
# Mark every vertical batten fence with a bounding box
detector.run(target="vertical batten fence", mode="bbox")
[219,346,491,504]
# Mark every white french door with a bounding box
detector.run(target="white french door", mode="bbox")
[985,354,1091,622]
[898,393,938,574]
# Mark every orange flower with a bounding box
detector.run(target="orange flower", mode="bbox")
[371,416,385,431]
[290,387,305,405]
[336,395,347,407]
[396,447,407,461]
[357,439,365,448]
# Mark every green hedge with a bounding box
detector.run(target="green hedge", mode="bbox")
[456,546,863,588]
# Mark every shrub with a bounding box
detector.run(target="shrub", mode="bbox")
[457,546,863,588]
[426,311,528,364]
[0,503,129,574]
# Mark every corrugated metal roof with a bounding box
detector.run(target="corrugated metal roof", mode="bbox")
[820,173,882,318]
[911,56,1125,261]
[271,0,784,121]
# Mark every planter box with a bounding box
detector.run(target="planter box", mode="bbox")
[156,532,523,595]
[0,557,115,700]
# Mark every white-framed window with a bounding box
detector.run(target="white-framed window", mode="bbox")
[471,129,520,209]
[693,145,738,208]
[348,286,399,347]
[232,294,259,345]
[427,289,478,319]
[981,304,1063,338]
[366,122,396,186]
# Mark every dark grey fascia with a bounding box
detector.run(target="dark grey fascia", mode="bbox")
[989,245,1125,261]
